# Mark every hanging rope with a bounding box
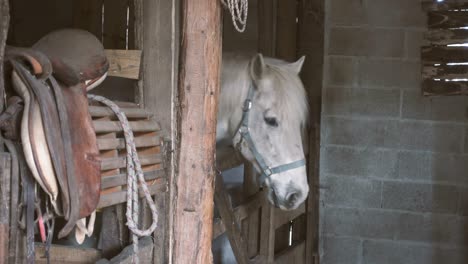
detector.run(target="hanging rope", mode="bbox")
[221,0,248,33]
[88,94,158,264]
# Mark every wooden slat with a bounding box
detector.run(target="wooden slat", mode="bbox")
[93,120,160,133]
[422,46,468,64]
[97,179,166,208]
[89,105,150,119]
[214,173,249,264]
[34,243,101,263]
[101,169,165,189]
[243,164,261,258]
[422,1,468,11]
[422,64,468,80]
[428,10,468,29]
[97,136,160,150]
[425,29,468,45]
[105,49,142,80]
[274,241,305,264]
[101,154,162,170]
[212,189,265,239]
[422,79,468,96]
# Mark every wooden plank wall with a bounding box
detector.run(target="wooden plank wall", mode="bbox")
[421,0,468,96]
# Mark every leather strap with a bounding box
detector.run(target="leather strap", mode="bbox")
[235,83,305,185]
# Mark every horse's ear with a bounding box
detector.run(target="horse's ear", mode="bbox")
[249,53,266,81]
[289,56,306,74]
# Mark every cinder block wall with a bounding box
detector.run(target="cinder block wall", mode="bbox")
[320,0,468,263]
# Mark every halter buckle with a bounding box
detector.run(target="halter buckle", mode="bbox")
[242,100,252,112]
[238,126,250,135]
[264,167,272,176]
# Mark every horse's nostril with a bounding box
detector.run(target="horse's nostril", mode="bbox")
[286,191,300,206]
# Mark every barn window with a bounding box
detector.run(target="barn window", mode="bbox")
[421,0,468,95]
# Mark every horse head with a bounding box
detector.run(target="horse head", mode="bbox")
[230,53,310,210]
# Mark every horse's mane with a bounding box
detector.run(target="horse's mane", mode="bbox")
[263,58,309,128]
[220,53,309,135]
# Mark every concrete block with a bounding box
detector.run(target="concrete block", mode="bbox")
[458,189,468,216]
[320,146,398,178]
[367,0,426,28]
[322,207,400,239]
[397,151,468,185]
[329,0,367,26]
[465,128,468,153]
[321,175,382,208]
[321,236,361,264]
[396,213,468,245]
[362,240,466,264]
[323,87,400,117]
[405,30,425,59]
[329,28,404,58]
[399,121,464,153]
[322,117,400,148]
[358,59,421,88]
[382,181,459,214]
[322,207,468,245]
[327,56,356,86]
[402,90,468,122]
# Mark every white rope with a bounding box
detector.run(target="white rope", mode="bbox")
[88,94,158,264]
[221,0,248,33]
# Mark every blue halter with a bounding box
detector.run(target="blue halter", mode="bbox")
[235,83,306,185]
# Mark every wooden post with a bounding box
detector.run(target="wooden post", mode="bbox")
[172,0,222,263]
[297,0,324,263]
[0,1,9,263]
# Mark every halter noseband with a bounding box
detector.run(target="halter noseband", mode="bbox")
[235,83,306,185]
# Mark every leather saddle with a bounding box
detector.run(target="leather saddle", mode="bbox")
[5,29,108,238]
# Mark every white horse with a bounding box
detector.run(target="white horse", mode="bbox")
[216,53,309,211]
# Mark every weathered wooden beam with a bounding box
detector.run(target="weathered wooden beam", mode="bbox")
[428,10,468,29]
[0,0,8,113]
[421,46,468,64]
[172,0,222,263]
[422,79,468,96]
[425,29,468,45]
[105,49,142,80]
[422,64,468,80]
[298,0,323,263]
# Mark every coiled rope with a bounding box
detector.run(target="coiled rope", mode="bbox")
[88,94,158,264]
[221,0,248,33]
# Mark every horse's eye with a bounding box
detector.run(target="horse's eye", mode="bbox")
[264,117,279,127]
